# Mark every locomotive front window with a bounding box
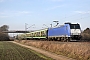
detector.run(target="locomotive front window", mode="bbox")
[70,24,80,29]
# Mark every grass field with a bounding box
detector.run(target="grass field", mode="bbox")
[0,41,52,60]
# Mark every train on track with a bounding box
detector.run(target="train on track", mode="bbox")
[16,23,82,42]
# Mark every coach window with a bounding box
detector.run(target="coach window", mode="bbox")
[34,33,35,37]
[30,34,31,37]
[27,34,29,37]
[28,34,30,37]
[36,32,37,36]
[35,32,37,36]
[42,31,45,36]
[38,32,40,37]
[26,34,28,37]
[41,31,43,36]
[32,33,33,37]
[34,33,36,37]
[43,31,45,36]
[37,32,38,36]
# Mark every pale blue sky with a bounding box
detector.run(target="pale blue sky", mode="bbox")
[0,0,90,31]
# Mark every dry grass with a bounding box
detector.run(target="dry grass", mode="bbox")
[15,40,90,60]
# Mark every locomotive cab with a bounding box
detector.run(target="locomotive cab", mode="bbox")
[69,23,81,40]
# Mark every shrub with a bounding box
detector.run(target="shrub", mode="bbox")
[81,28,90,41]
[0,32,10,41]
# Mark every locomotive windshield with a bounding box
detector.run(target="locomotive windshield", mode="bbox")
[70,24,80,29]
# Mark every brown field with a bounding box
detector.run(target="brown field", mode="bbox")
[15,40,90,60]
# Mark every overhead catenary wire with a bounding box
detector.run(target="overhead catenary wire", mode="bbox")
[59,10,90,22]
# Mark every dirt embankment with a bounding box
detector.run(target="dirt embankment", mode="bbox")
[15,40,90,60]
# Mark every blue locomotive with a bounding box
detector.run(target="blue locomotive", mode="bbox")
[17,23,82,41]
[48,23,81,41]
